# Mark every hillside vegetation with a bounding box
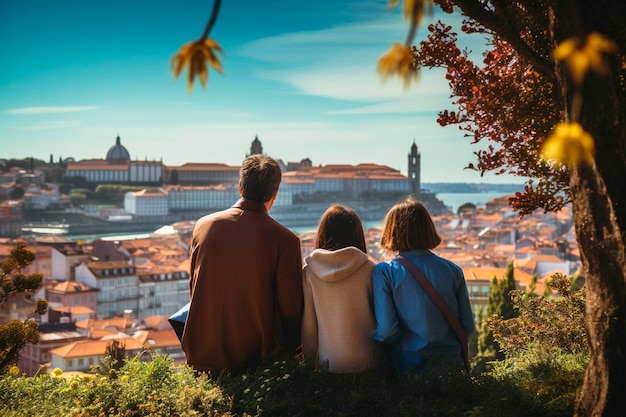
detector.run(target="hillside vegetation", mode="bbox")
[0,274,587,417]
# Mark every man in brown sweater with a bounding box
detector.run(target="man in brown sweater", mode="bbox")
[182,154,303,376]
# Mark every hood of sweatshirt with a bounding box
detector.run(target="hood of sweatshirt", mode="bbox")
[304,246,370,283]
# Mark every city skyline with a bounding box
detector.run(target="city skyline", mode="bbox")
[2,0,520,183]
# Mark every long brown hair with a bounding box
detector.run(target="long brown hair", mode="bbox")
[314,205,367,253]
[380,197,441,252]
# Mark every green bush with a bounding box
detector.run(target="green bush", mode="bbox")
[0,271,587,416]
[488,272,587,357]
[0,356,231,417]
[0,351,583,417]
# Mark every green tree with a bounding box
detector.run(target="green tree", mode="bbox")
[0,243,48,373]
[476,263,517,365]
[402,2,625,414]
[457,202,476,215]
[69,191,86,207]
[92,340,127,377]
[95,185,144,203]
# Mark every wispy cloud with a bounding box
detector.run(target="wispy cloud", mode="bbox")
[237,9,476,107]
[6,106,99,115]
[21,121,83,130]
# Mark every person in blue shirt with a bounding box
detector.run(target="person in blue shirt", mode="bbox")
[372,197,475,375]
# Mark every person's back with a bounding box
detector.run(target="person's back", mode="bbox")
[301,205,379,373]
[372,198,474,375]
[182,155,303,376]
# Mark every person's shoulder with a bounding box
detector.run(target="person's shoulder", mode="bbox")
[194,207,234,226]
[265,217,299,240]
[432,254,463,273]
[373,258,395,272]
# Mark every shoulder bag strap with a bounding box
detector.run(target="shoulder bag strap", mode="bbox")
[396,255,469,370]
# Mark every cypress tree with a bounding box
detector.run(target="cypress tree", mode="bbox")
[476,261,518,363]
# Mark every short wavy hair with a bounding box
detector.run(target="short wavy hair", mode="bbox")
[315,205,367,253]
[239,155,282,203]
[380,197,441,252]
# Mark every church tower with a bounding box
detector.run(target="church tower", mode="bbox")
[248,135,264,156]
[408,140,421,197]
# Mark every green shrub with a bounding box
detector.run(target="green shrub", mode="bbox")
[0,272,588,417]
[0,350,583,417]
[488,272,587,357]
[0,356,232,417]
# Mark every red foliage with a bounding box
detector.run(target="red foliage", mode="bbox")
[413,21,571,215]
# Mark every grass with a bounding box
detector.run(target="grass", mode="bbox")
[0,349,586,417]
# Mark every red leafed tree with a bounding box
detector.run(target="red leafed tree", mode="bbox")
[413,1,625,416]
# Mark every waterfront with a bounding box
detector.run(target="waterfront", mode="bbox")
[63,191,513,240]
[435,191,514,213]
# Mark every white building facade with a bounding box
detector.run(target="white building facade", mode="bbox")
[124,189,169,216]
[74,261,140,319]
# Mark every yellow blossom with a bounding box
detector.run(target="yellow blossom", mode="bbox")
[120,374,129,384]
[377,42,417,88]
[52,367,63,377]
[388,0,432,24]
[554,32,617,84]
[172,38,223,94]
[9,366,20,376]
[542,122,595,167]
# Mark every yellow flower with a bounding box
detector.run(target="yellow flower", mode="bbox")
[554,32,617,84]
[172,38,223,94]
[388,0,432,24]
[542,122,595,167]
[52,367,63,377]
[9,366,20,376]
[120,375,129,384]
[377,42,417,88]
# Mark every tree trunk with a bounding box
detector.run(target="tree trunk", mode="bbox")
[570,164,626,417]
[549,1,626,413]
[569,54,626,417]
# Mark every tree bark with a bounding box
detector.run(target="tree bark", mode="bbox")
[570,163,626,417]
[569,31,626,417]
[554,1,626,414]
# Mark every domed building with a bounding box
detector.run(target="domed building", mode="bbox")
[106,135,131,164]
[65,135,163,185]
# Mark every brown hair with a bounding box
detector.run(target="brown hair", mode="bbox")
[239,154,282,203]
[380,197,441,252]
[314,205,367,253]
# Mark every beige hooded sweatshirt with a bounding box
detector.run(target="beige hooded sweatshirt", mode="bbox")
[301,246,379,373]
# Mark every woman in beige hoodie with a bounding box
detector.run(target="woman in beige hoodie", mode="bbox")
[301,205,379,373]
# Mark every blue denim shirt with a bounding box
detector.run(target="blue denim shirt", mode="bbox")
[372,250,475,374]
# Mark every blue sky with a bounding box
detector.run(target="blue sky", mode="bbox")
[0,0,520,183]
